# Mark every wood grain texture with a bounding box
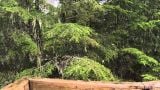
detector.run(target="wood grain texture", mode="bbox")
[29,78,160,90]
[1,79,29,90]
[2,78,160,90]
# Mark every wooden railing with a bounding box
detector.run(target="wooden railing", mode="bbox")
[2,78,160,90]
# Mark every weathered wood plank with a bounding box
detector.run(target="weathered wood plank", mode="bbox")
[2,78,160,90]
[29,78,160,90]
[1,79,29,90]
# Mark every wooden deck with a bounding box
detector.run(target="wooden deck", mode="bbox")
[1,78,160,90]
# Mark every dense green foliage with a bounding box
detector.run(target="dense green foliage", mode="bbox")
[0,61,55,87]
[109,48,160,81]
[64,57,115,81]
[121,48,158,66]
[59,0,104,25]
[16,61,55,79]
[0,0,160,88]
[44,23,99,56]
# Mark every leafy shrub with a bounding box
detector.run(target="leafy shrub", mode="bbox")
[63,57,115,81]
[12,31,39,55]
[141,74,159,81]
[0,61,55,88]
[0,72,16,88]
[142,64,160,81]
[15,61,55,79]
[121,48,158,67]
[109,48,159,81]
[0,31,39,71]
